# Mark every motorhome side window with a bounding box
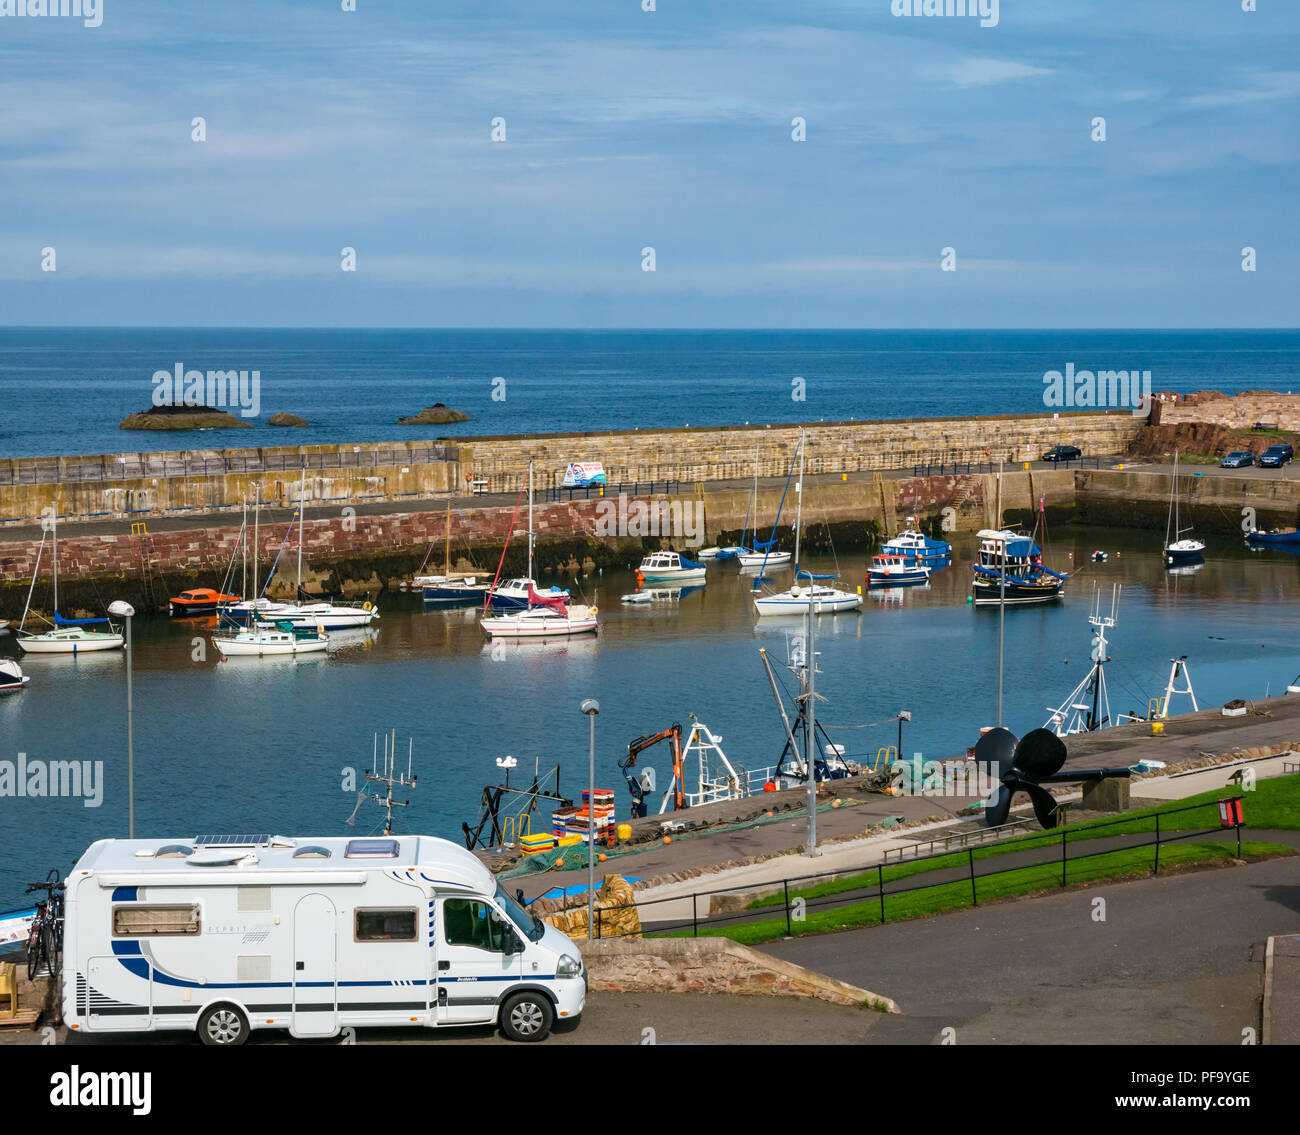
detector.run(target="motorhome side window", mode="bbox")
[355,908,418,942]
[443,898,507,953]
[112,904,201,937]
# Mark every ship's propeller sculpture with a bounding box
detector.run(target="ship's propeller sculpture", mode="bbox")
[977,726,1132,828]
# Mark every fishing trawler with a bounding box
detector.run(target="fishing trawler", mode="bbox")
[970,529,1066,606]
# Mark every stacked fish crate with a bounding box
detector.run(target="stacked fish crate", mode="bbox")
[551,789,616,844]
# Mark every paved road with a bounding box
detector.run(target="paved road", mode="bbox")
[3,991,876,1047]
[768,854,1300,1044]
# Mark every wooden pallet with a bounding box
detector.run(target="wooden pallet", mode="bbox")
[0,1008,41,1030]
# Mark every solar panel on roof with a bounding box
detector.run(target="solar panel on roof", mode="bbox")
[193,834,273,848]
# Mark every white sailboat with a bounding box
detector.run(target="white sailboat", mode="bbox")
[736,447,792,568]
[221,473,379,628]
[16,513,125,655]
[481,461,597,638]
[1163,451,1205,566]
[212,618,331,658]
[753,432,862,616]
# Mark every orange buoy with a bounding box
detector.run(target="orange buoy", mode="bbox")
[662,835,672,845]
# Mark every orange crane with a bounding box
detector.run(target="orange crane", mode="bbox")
[619,723,684,816]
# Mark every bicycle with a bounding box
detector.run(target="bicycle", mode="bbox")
[24,869,64,982]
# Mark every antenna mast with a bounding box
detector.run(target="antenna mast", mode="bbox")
[363,728,417,836]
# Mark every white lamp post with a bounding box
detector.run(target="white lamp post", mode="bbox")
[579,699,600,939]
[108,600,135,838]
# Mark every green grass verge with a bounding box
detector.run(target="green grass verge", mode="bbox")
[654,841,1291,946]
[743,769,1300,912]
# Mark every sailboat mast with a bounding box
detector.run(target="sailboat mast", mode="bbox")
[296,468,305,600]
[793,432,805,569]
[253,493,260,596]
[445,499,451,576]
[1166,452,1178,547]
[241,498,248,600]
[527,459,534,581]
[52,505,58,614]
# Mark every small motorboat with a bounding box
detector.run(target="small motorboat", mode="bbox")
[169,587,240,616]
[0,659,30,692]
[867,554,931,587]
[637,551,708,584]
[882,527,952,564]
[1246,527,1300,548]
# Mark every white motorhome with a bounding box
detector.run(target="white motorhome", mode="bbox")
[61,833,585,1045]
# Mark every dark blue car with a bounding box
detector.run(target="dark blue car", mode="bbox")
[1221,451,1255,468]
[1260,444,1294,468]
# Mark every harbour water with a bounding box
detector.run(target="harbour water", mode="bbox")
[2,328,1299,458]
[2,524,1298,908]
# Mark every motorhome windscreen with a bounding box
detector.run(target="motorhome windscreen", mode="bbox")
[444,898,508,952]
[495,885,543,941]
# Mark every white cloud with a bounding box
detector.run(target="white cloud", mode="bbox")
[930,57,1052,87]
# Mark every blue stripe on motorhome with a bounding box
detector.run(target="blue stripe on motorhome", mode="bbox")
[111,887,138,901]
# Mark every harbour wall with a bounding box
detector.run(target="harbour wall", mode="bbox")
[0,471,1051,618]
[3,464,1295,619]
[0,410,1141,527]
[1074,468,1300,535]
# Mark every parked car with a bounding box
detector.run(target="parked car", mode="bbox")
[1044,445,1082,463]
[1221,451,1255,468]
[1259,444,1294,468]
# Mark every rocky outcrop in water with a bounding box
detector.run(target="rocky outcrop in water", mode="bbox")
[268,412,310,427]
[397,403,470,425]
[120,405,252,430]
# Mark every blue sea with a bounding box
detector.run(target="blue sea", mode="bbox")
[2,328,1298,459]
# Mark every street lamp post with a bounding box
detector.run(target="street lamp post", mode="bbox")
[897,711,911,759]
[108,600,135,838]
[579,698,600,939]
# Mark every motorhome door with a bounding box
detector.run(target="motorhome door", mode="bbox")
[291,893,338,1038]
[435,896,522,1025]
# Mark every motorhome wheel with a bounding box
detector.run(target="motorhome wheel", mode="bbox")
[199,1003,250,1046]
[500,992,553,1042]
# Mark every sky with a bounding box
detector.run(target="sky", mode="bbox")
[0,0,1296,328]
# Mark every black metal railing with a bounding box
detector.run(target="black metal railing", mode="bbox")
[561,797,1245,940]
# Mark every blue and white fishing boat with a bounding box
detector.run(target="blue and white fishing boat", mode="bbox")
[637,550,708,584]
[867,553,931,587]
[882,525,952,565]
[971,528,1067,606]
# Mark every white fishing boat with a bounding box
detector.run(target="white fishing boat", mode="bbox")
[0,659,30,692]
[753,432,862,617]
[15,513,124,655]
[636,550,708,584]
[213,618,331,658]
